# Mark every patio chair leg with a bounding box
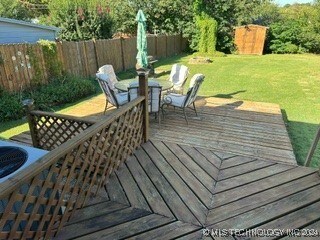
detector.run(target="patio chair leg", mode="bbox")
[161,105,165,116]
[183,108,188,125]
[157,112,161,125]
[104,100,109,115]
[193,102,198,116]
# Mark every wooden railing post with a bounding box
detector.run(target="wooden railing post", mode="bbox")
[305,125,320,176]
[305,125,320,167]
[22,99,39,148]
[137,68,149,142]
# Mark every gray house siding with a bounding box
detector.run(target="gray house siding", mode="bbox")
[0,18,59,44]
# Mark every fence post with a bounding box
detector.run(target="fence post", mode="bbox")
[120,37,125,71]
[22,99,39,148]
[92,38,100,70]
[137,68,149,142]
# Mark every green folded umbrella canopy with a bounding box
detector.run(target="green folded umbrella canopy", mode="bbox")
[136,10,148,68]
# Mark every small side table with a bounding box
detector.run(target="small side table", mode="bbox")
[148,60,158,77]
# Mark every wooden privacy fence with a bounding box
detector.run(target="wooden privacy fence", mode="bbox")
[0,34,187,92]
[0,97,145,239]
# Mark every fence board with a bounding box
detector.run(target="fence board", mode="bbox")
[0,34,187,91]
[156,35,167,59]
[0,45,10,91]
[8,45,20,90]
[147,35,156,57]
[166,35,175,57]
[95,39,123,72]
[174,34,181,55]
[84,41,98,77]
[36,44,48,84]
[122,37,137,70]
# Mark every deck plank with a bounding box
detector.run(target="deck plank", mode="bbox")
[212,166,317,208]
[220,156,257,169]
[151,140,213,208]
[218,160,276,180]
[125,155,174,218]
[56,207,151,239]
[74,214,175,240]
[105,171,129,205]
[208,184,320,230]
[66,201,127,226]
[134,146,201,225]
[214,164,295,193]
[115,162,151,211]
[208,172,320,224]
[126,221,201,240]
[163,142,216,193]
[143,141,208,224]
[179,145,220,180]
[250,200,320,240]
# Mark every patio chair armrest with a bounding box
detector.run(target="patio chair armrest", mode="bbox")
[163,95,173,104]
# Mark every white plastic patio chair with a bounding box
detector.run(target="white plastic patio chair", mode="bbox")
[96,73,128,114]
[97,65,121,92]
[168,64,189,94]
[128,81,163,123]
[162,73,205,124]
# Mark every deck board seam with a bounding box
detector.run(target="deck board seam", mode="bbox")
[214,166,298,194]
[142,143,206,226]
[217,162,277,181]
[162,141,216,195]
[152,141,214,210]
[135,147,202,226]
[177,144,220,181]
[207,198,320,232]
[124,158,174,217]
[210,175,320,211]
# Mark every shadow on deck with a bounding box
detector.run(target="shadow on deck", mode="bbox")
[9,96,320,239]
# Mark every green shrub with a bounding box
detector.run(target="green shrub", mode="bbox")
[38,40,63,80]
[28,75,97,110]
[0,91,24,122]
[0,75,97,122]
[197,16,218,54]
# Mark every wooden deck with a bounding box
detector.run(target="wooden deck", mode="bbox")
[54,139,320,239]
[151,97,296,165]
[10,96,320,239]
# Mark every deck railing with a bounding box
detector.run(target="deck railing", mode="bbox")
[0,69,150,240]
[305,125,320,175]
[25,107,97,151]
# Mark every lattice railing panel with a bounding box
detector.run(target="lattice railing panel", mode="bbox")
[29,112,96,151]
[0,98,144,240]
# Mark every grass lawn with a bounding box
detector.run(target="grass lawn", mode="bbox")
[1,53,319,167]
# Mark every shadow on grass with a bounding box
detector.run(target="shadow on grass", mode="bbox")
[281,109,320,168]
[213,90,246,99]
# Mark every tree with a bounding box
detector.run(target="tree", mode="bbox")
[269,3,320,53]
[109,0,193,35]
[192,0,218,53]
[46,0,113,41]
[0,0,32,20]
[0,0,50,21]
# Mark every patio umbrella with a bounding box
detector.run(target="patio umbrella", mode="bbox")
[136,10,148,69]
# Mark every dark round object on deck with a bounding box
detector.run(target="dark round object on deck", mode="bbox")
[0,146,28,179]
